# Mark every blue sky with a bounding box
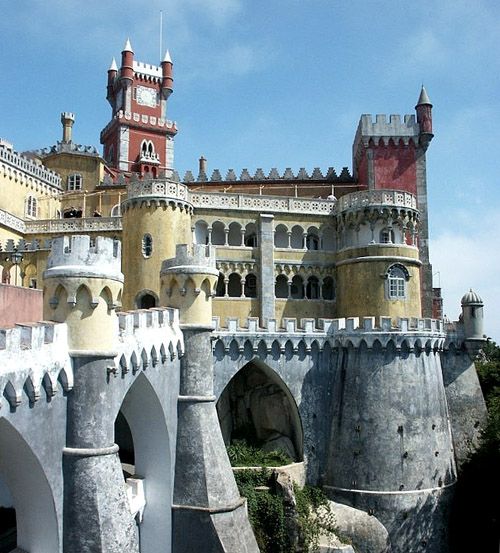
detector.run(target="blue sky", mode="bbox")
[1,0,499,341]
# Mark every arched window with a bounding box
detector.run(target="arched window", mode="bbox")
[306,276,320,299]
[290,275,304,299]
[244,274,258,298]
[111,204,121,217]
[211,222,226,245]
[380,228,395,244]
[25,195,37,218]
[322,276,335,300]
[306,228,319,250]
[215,273,225,297]
[228,222,242,246]
[274,224,289,248]
[244,223,257,247]
[275,275,288,298]
[142,234,153,258]
[385,264,410,299]
[68,173,83,191]
[227,273,242,297]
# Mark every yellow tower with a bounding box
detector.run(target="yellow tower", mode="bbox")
[43,234,123,353]
[335,189,422,321]
[120,175,193,310]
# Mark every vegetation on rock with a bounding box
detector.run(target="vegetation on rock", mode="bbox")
[451,339,500,552]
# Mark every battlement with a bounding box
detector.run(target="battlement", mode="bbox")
[133,60,162,80]
[210,315,470,353]
[184,166,353,184]
[0,144,62,190]
[116,307,184,373]
[162,244,217,272]
[44,235,123,282]
[357,114,419,139]
[0,321,73,408]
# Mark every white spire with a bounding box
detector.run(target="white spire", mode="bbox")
[163,49,172,63]
[123,37,133,53]
[109,57,118,71]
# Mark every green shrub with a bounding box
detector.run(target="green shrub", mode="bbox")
[227,443,292,467]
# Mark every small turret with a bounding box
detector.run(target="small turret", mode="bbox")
[415,85,433,150]
[61,112,75,143]
[107,57,118,102]
[43,235,123,353]
[461,289,485,358]
[120,38,134,85]
[160,244,219,327]
[161,49,173,99]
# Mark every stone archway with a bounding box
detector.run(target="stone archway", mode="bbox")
[117,373,173,553]
[0,418,60,553]
[216,359,303,462]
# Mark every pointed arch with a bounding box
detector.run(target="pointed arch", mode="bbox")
[117,373,172,553]
[0,418,60,552]
[216,358,304,462]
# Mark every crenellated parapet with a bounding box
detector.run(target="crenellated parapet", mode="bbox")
[353,114,419,170]
[184,165,353,184]
[0,321,72,409]
[161,244,219,326]
[43,235,124,352]
[114,307,184,377]
[212,315,460,355]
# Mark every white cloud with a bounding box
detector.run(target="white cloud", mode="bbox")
[431,211,500,343]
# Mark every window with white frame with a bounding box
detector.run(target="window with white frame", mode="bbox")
[25,195,37,218]
[385,264,409,300]
[68,173,83,191]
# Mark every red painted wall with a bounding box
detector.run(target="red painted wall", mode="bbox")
[372,141,417,194]
[0,285,43,326]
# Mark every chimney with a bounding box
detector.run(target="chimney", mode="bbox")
[61,112,75,143]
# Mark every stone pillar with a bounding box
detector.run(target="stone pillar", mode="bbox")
[43,236,139,553]
[259,213,275,327]
[161,245,259,553]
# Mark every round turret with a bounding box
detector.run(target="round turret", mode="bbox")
[461,289,484,354]
[415,85,433,149]
[120,175,193,310]
[43,235,123,353]
[120,38,134,84]
[334,189,422,322]
[160,244,219,327]
[161,49,173,99]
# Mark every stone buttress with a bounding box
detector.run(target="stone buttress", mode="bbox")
[161,244,259,553]
[44,235,139,553]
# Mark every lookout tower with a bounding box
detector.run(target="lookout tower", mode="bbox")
[100,39,177,176]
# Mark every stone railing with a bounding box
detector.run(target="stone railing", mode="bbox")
[190,191,336,215]
[0,145,61,188]
[337,189,417,213]
[127,179,188,201]
[24,217,122,235]
[0,207,26,233]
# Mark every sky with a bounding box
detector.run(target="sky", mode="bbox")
[1,0,499,342]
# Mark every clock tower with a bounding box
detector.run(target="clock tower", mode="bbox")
[100,39,177,177]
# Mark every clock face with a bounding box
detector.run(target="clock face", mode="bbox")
[136,85,157,108]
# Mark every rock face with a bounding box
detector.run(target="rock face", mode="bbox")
[217,362,302,460]
[328,501,390,553]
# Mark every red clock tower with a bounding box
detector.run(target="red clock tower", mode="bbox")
[100,39,177,177]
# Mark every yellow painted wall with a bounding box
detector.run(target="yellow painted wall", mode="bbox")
[121,202,192,309]
[336,245,421,321]
[213,298,259,327]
